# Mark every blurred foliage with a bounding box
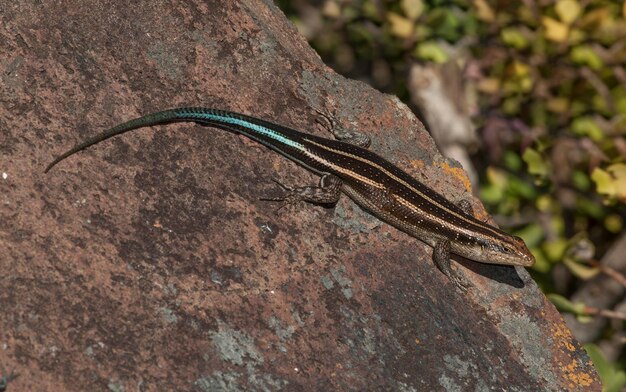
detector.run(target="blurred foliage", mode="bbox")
[278,0,626,381]
[586,344,626,392]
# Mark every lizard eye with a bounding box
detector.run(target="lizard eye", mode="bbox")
[492,243,511,254]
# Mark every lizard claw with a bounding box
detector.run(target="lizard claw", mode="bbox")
[270,177,294,192]
[259,178,295,200]
[313,107,337,133]
[259,178,302,213]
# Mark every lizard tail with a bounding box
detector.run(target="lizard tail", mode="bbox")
[45,109,187,173]
[45,107,310,173]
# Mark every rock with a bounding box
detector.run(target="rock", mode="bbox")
[0,1,599,390]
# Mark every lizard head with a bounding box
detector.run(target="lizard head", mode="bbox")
[479,235,536,267]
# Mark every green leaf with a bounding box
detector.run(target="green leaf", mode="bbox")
[604,214,623,233]
[563,258,600,279]
[576,197,605,219]
[503,150,522,171]
[502,97,521,115]
[531,250,551,273]
[428,8,461,41]
[507,176,537,199]
[414,41,448,63]
[571,117,604,142]
[570,46,603,70]
[547,294,586,315]
[481,167,507,203]
[515,223,544,248]
[585,344,626,392]
[571,170,591,191]
[592,93,610,115]
[543,239,568,262]
[523,148,549,177]
[500,27,529,49]
[535,194,552,212]
[480,184,502,204]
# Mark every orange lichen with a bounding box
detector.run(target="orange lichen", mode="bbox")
[552,324,594,387]
[552,324,576,352]
[561,359,594,387]
[438,161,473,193]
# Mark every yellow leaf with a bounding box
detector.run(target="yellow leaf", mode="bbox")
[536,194,552,212]
[473,0,495,22]
[591,167,615,196]
[555,0,581,25]
[322,0,341,18]
[477,78,500,94]
[543,16,569,42]
[402,0,424,21]
[607,163,626,200]
[387,12,414,38]
[511,60,530,77]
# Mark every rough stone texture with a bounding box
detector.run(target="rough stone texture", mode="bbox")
[0,1,599,391]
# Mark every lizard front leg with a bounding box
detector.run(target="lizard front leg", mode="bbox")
[433,239,471,291]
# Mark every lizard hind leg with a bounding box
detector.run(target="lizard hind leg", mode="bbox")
[260,174,343,211]
[314,108,371,148]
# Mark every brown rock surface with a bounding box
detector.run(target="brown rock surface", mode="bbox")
[0,1,599,391]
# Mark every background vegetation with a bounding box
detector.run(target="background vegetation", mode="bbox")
[277,0,626,388]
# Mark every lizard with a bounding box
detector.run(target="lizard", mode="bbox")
[45,107,535,284]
